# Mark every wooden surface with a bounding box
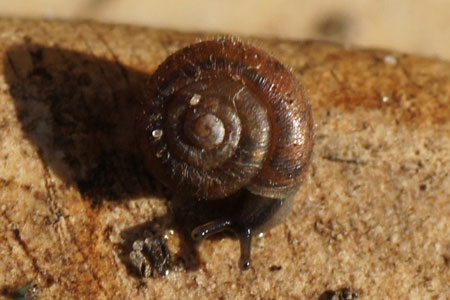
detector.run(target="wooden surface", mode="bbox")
[0,18,449,299]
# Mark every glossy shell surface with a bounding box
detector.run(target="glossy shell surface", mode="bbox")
[136,39,313,201]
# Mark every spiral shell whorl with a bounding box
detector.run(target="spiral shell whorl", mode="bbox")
[138,39,313,200]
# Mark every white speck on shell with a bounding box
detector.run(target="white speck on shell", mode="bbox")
[382,96,390,103]
[190,94,201,105]
[152,129,163,138]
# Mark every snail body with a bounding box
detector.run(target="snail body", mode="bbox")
[136,39,313,270]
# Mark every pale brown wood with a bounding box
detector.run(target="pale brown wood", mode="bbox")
[0,18,449,299]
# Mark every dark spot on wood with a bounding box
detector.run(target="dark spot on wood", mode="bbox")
[319,288,359,300]
[21,184,32,191]
[0,178,12,187]
[269,265,282,272]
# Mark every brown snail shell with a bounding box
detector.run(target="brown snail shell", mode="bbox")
[136,39,314,270]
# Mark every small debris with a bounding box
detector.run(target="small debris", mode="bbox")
[269,265,282,272]
[129,232,171,277]
[24,283,40,300]
[3,282,40,300]
[381,96,390,103]
[384,55,397,65]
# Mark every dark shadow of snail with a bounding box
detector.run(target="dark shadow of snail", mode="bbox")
[3,43,200,275]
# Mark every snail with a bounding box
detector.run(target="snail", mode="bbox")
[136,39,314,270]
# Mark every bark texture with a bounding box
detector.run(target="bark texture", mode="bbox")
[0,18,449,299]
